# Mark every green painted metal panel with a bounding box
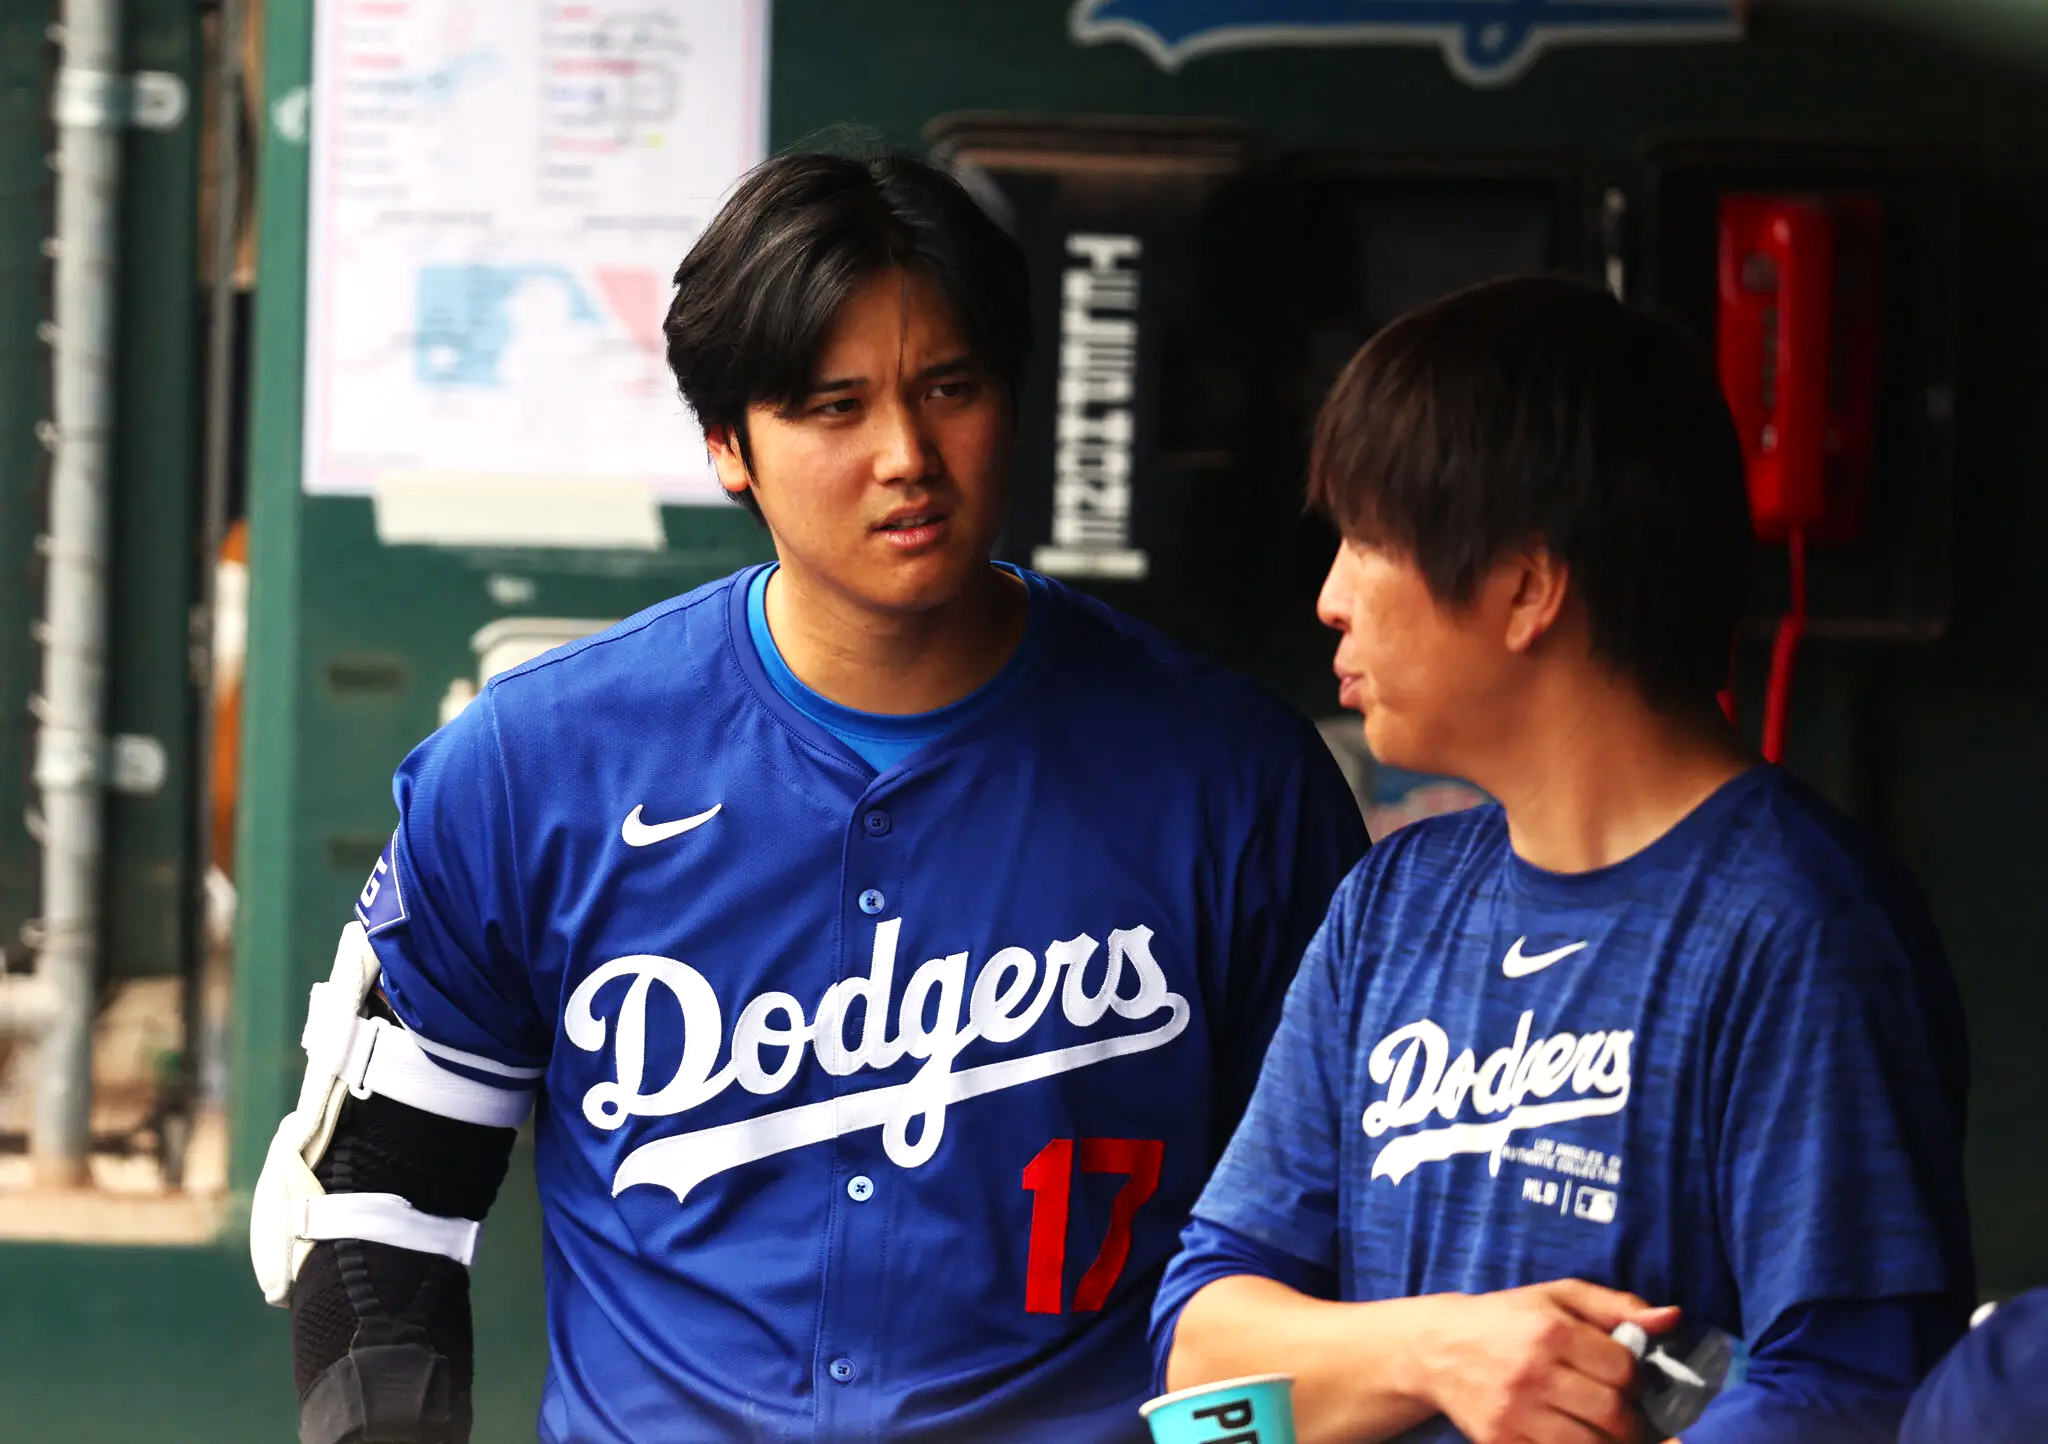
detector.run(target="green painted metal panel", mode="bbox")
[0,2,52,965]
[101,0,203,981]
[232,0,315,1200]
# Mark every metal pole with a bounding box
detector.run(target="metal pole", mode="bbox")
[33,0,126,1186]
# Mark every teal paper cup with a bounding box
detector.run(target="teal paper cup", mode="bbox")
[1140,1373,1296,1444]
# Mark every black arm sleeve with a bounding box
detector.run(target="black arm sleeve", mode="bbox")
[289,994,520,1444]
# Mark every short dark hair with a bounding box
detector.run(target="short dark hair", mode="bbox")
[664,150,1032,521]
[1307,274,1752,710]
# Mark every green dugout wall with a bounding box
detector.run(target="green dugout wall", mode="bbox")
[8,2,2048,1439]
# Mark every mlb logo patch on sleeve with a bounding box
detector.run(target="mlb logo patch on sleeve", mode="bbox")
[355,834,408,934]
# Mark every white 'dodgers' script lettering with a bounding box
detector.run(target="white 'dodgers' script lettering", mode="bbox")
[565,920,1188,1202]
[1362,1010,1633,1185]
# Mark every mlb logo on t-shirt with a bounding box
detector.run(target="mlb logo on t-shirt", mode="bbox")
[1573,1185,1618,1224]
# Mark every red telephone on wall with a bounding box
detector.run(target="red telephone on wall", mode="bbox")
[1714,194,1884,760]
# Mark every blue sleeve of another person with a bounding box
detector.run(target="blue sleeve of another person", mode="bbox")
[1683,1294,1964,1444]
[1899,1289,2048,1444]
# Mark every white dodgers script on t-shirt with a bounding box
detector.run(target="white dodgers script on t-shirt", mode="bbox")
[1360,1010,1634,1185]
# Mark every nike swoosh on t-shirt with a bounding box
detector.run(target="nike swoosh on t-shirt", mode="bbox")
[1502,937,1589,978]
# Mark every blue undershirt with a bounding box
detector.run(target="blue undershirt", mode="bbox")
[745,562,1046,772]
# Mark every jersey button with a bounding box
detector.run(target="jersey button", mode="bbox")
[862,809,892,837]
[828,1356,857,1384]
[857,888,885,915]
[847,1175,874,1202]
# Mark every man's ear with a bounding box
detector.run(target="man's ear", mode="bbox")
[1501,545,1570,656]
[704,425,752,497]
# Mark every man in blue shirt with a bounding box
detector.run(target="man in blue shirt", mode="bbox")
[251,151,1366,1443]
[1155,277,1974,1443]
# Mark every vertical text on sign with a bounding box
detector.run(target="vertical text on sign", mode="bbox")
[1035,234,1150,581]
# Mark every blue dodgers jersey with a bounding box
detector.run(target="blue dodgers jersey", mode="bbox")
[1192,768,1974,1443]
[358,566,1368,1444]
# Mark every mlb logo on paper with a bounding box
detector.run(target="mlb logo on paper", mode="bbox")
[1068,0,1746,88]
[355,835,408,935]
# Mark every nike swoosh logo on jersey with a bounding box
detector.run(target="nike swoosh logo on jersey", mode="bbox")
[1501,937,1589,978]
[621,803,722,847]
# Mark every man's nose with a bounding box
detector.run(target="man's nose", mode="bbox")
[872,396,934,484]
[1315,555,1351,631]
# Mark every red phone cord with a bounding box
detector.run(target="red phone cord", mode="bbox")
[1761,529,1808,764]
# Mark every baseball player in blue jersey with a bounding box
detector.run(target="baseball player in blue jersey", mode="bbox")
[1155,277,1975,1443]
[248,151,1367,1442]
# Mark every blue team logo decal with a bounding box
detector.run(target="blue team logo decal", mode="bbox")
[1068,0,1745,87]
[354,834,408,935]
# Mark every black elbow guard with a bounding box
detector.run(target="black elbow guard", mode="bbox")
[291,1070,518,1444]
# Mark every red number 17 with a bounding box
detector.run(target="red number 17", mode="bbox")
[1021,1137,1165,1315]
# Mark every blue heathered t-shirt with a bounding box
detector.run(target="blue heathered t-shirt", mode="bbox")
[1189,766,1974,1442]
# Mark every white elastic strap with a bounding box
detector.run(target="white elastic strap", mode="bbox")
[408,1029,545,1081]
[296,1193,482,1267]
[338,1017,533,1130]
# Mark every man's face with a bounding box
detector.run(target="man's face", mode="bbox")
[711,267,1009,613]
[1317,537,1524,776]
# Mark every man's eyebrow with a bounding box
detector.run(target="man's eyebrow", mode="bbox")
[912,355,975,383]
[803,355,974,396]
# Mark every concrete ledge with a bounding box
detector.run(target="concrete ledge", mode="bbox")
[0,1106,235,1245]
[0,1185,231,1246]
[0,977,55,1035]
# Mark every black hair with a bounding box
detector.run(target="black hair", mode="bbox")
[1307,274,1753,710]
[663,150,1032,521]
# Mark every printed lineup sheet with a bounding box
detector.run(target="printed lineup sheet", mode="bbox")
[303,0,769,538]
